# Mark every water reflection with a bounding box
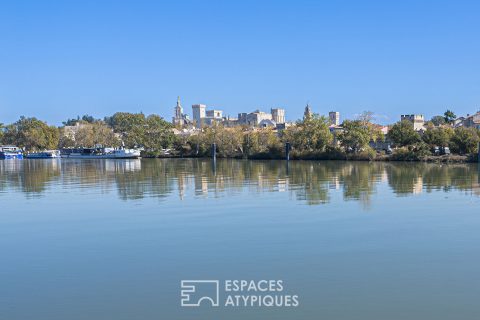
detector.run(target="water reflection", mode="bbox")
[1,159,479,204]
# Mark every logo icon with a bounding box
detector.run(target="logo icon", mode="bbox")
[180,280,220,307]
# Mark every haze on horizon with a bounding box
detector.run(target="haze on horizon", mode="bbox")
[1,0,479,126]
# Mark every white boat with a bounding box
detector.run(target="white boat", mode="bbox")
[61,147,141,159]
[26,150,61,159]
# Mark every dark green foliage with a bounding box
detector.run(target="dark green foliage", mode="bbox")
[283,114,333,152]
[107,112,175,149]
[62,114,99,126]
[422,126,453,147]
[388,120,421,147]
[450,127,479,154]
[430,115,446,126]
[444,110,456,124]
[338,120,371,153]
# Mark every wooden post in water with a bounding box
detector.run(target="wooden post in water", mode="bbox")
[285,142,291,161]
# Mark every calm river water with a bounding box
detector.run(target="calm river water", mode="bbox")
[1,159,480,320]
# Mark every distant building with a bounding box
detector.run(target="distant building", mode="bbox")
[172,97,190,126]
[247,111,272,126]
[223,116,239,127]
[304,104,312,120]
[271,108,286,124]
[454,117,466,127]
[401,114,425,131]
[189,105,285,128]
[192,104,207,128]
[191,104,226,127]
[206,110,223,119]
[259,119,277,128]
[455,111,480,129]
[329,111,340,126]
[237,113,247,125]
[238,109,285,127]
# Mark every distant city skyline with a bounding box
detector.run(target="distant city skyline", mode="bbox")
[1,1,480,125]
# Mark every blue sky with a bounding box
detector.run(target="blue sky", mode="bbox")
[1,0,479,125]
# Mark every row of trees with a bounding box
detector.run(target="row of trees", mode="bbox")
[174,114,385,159]
[388,120,480,154]
[0,113,175,153]
[176,112,479,159]
[1,111,479,158]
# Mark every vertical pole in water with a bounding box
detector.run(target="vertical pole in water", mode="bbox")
[211,143,216,160]
[285,142,291,176]
[211,143,217,174]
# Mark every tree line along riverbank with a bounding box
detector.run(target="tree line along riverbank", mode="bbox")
[1,112,479,162]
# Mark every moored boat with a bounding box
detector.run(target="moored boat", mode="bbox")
[61,147,141,159]
[25,150,61,159]
[0,146,24,159]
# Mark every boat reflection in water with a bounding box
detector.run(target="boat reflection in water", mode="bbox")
[0,159,479,206]
[105,159,142,172]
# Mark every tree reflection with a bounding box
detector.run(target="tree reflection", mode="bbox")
[0,160,61,197]
[1,159,479,204]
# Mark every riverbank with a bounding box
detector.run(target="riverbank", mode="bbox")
[148,152,479,163]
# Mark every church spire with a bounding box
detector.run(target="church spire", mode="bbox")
[173,96,184,124]
[304,103,312,120]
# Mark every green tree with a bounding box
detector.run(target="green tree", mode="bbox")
[450,127,479,154]
[58,127,76,148]
[143,115,176,150]
[388,120,421,147]
[244,128,282,157]
[3,117,59,151]
[62,116,81,126]
[430,115,446,126]
[422,126,453,147]
[81,114,98,123]
[184,124,244,157]
[444,110,456,124]
[215,126,244,157]
[338,120,371,152]
[62,115,99,126]
[283,114,332,152]
[108,112,146,147]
